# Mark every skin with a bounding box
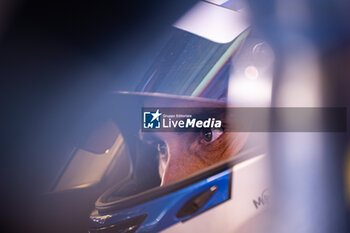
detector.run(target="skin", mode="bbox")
[138,94,247,186]
[141,129,247,186]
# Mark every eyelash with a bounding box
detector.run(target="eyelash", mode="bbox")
[199,127,224,144]
[150,141,168,163]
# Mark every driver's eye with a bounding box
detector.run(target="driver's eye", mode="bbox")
[156,142,168,179]
[157,142,168,157]
[200,128,224,143]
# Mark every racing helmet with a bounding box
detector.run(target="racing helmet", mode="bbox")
[50,1,275,232]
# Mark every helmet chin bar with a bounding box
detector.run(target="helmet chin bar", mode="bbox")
[91,128,270,232]
[163,152,270,233]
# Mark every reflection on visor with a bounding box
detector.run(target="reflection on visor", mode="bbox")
[52,119,131,192]
[80,119,119,154]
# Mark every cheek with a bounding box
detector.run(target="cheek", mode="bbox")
[160,133,248,185]
[189,133,248,164]
[161,149,208,185]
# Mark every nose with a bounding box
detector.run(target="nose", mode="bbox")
[160,140,180,186]
[159,136,190,186]
[160,134,210,186]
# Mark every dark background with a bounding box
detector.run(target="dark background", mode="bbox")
[1,0,196,232]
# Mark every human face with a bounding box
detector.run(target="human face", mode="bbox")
[141,129,247,186]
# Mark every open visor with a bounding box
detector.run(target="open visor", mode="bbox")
[83,91,270,233]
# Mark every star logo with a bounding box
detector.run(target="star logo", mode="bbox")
[150,109,162,122]
[143,109,162,129]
